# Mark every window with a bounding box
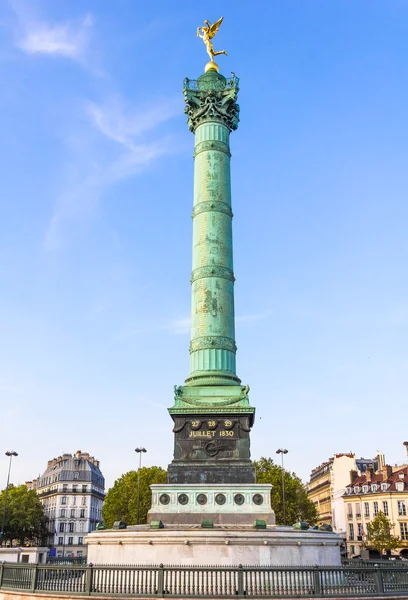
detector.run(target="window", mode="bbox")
[58,537,63,545]
[350,545,355,556]
[349,523,354,541]
[355,503,361,517]
[73,485,77,492]
[59,523,65,532]
[383,501,389,516]
[80,509,85,518]
[396,481,405,492]
[357,523,364,540]
[362,485,368,493]
[60,509,66,518]
[400,523,408,541]
[371,484,378,492]
[82,485,87,492]
[381,483,388,491]
[373,502,379,516]
[61,496,67,505]
[63,484,68,492]
[71,509,75,518]
[347,504,353,517]
[78,537,84,545]
[82,496,86,505]
[68,537,73,545]
[69,522,74,533]
[354,486,360,494]
[73,496,77,505]
[398,501,407,516]
[74,472,79,480]
[79,522,85,532]
[364,503,370,517]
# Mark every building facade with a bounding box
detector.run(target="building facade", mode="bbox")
[343,449,408,557]
[307,454,375,533]
[27,451,105,557]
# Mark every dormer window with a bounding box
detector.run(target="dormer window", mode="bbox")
[396,481,405,492]
[362,485,369,493]
[371,484,378,492]
[381,483,388,491]
[354,486,360,493]
[346,487,351,495]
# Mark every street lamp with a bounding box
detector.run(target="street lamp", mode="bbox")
[276,448,288,526]
[1,451,18,546]
[135,447,147,525]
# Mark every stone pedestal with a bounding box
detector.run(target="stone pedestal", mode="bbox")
[148,484,275,525]
[86,527,342,566]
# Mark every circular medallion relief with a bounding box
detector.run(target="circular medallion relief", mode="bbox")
[197,493,207,505]
[215,493,226,505]
[223,420,234,430]
[178,493,189,505]
[207,420,217,430]
[234,493,245,506]
[252,493,264,505]
[159,493,170,505]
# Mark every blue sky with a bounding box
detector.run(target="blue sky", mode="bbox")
[1,0,408,491]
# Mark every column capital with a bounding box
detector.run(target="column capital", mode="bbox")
[183,71,240,133]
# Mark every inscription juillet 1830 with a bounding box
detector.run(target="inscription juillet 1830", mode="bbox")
[188,419,235,439]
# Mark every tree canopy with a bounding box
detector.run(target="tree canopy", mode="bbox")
[364,511,400,553]
[254,457,318,526]
[0,484,48,546]
[102,467,167,527]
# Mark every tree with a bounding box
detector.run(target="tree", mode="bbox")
[0,485,48,546]
[254,457,318,526]
[363,511,400,554]
[102,467,167,527]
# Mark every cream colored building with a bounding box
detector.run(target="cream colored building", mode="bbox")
[26,450,105,558]
[343,447,408,557]
[307,454,375,533]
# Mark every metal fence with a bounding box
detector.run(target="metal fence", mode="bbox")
[1,563,408,597]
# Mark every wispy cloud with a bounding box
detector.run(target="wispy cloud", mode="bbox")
[16,13,93,62]
[236,311,273,324]
[44,97,179,249]
[166,317,191,335]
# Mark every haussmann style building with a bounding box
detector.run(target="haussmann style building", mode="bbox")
[26,450,105,558]
[343,443,408,558]
[307,453,376,533]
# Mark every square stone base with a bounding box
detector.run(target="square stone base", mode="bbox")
[148,483,275,525]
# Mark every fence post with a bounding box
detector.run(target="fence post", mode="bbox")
[0,562,4,589]
[30,564,39,592]
[237,564,244,596]
[157,564,164,597]
[374,565,384,594]
[313,566,321,596]
[85,563,94,595]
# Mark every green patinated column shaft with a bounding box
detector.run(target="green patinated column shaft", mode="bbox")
[183,71,241,387]
[188,122,238,384]
[169,69,254,422]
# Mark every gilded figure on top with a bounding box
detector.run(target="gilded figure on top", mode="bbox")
[197,17,227,69]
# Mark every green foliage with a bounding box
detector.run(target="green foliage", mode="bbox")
[102,467,167,527]
[0,484,48,546]
[364,511,400,553]
[254,457,318,526]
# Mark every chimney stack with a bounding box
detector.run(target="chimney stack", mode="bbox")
[350,470,358,484]
[403,442,408,459]
[366,467,374,482]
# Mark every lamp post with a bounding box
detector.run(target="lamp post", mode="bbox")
[1,450,18,546]
[276,448,288,526]
[135,448,147,525]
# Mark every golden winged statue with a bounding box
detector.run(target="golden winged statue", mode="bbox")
[197,17,227,71]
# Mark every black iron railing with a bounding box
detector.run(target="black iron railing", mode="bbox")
[1,563,408,597]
